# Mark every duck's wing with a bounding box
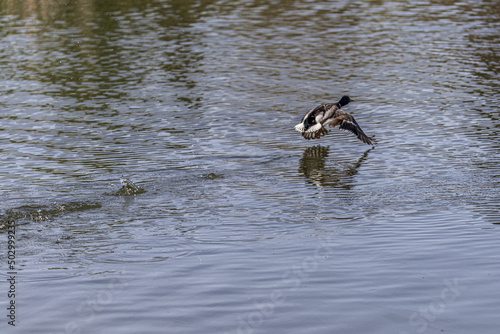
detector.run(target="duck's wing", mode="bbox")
[324,109,377,146]
[295,104,325,133]
[299,104,328,123]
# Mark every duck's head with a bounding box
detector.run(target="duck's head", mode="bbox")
[338,95,352,107]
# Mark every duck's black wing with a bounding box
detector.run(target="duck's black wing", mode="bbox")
[325,109,376,146]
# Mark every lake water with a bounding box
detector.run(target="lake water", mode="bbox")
[1,0,500,333]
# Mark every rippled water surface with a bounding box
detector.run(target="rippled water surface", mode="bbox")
[1,0,500,333]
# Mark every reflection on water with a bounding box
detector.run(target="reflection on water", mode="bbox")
[1,0,500,333]
[298,145,372,189]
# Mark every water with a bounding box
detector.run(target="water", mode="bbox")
[1,0,499,333]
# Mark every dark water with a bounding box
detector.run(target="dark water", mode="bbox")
[1,0,500,333]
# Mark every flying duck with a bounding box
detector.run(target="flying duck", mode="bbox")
[294,96,376,145]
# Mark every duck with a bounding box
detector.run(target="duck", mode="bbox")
[294,96,376,146]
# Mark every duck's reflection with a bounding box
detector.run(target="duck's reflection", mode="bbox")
[298,145,371,188]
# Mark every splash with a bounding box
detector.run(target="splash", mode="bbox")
[0,201,102,228]
[111,177,146,196]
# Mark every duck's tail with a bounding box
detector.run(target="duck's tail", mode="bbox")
[294,123,305,132]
